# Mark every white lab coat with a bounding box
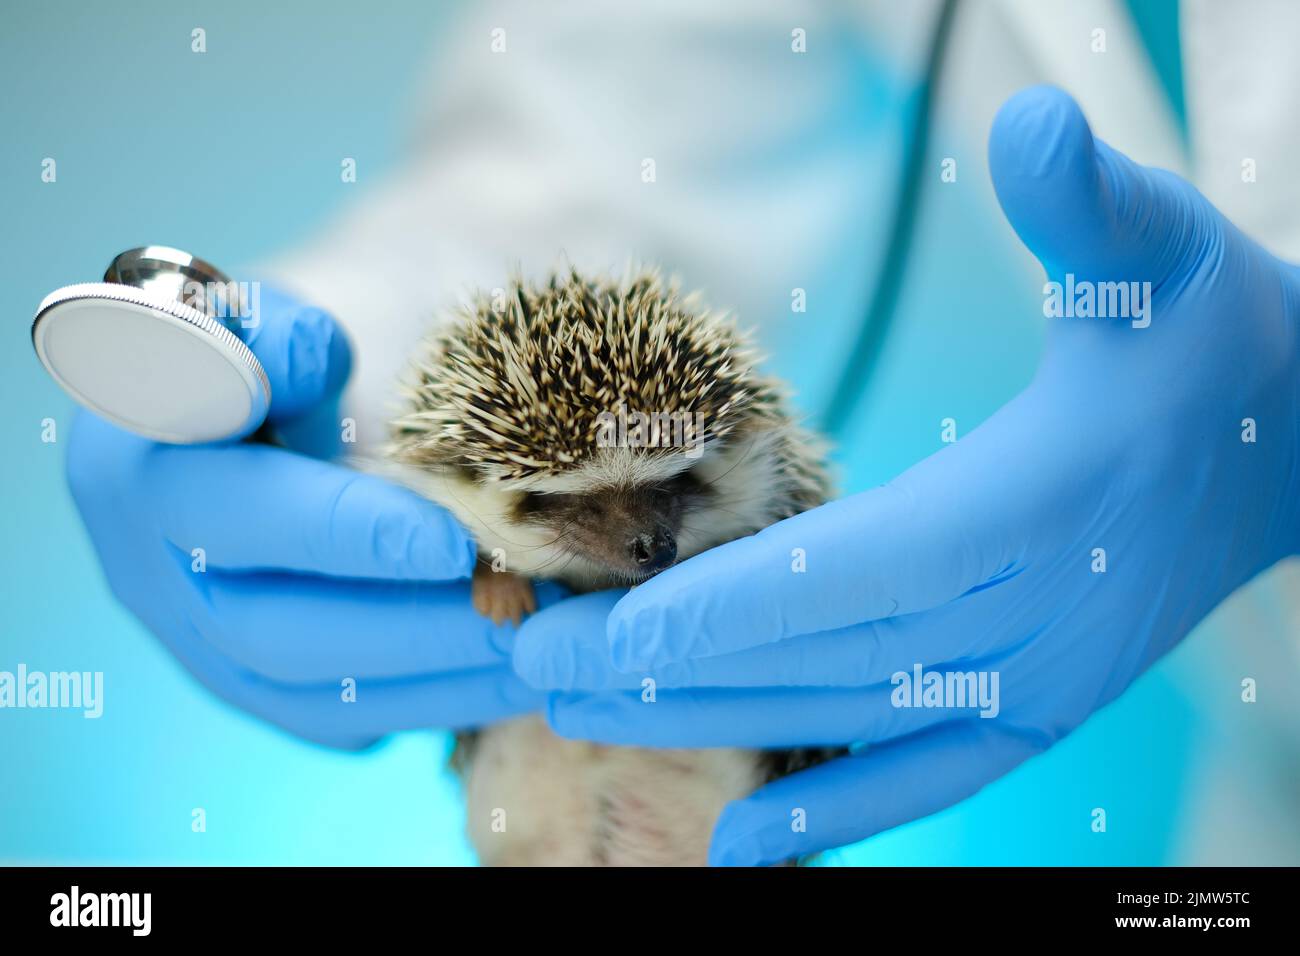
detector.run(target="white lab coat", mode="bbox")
[270,0,1300,863]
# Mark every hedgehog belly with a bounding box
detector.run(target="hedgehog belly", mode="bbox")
[461,715,764,866]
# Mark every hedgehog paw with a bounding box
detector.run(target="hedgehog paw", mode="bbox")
[472,564,537,626]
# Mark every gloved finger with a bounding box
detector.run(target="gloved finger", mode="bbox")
[709,721,1046,866]
[194,574,567,684]
[165,617,544,745]
[512,590,628,689]
[148,441,476,580]
[546,682,972,749]
[516,586,1006,691]
[606,426,1025,670]
[239,664,545,738]
[241,285,353,423]
[989,85,1211,292]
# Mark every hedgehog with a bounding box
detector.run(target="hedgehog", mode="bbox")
[385,266,839,866]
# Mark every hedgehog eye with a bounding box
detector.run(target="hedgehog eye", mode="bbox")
[662,469,706,496]
[516,491,550,516]
[517,490,574,517]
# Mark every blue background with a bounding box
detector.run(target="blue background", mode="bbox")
[0,0,1221,865]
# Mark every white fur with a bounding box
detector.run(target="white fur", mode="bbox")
[465,716,763,866]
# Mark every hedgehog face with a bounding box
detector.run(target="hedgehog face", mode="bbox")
[511,470,709,582]
[393,425,800,592]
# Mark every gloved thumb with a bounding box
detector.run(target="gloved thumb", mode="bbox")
[988,85,1208,289]
[242,284,353,424]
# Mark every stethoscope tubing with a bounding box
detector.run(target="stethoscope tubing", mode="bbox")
[821,0,961,440]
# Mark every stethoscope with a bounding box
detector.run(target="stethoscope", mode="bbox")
[821,0,958,438]
[31,246,270,444]
[30,0,958,446]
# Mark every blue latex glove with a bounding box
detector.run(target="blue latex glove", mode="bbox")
[513,87,1300,864]
[68,286,548,750]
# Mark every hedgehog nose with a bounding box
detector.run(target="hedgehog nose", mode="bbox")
[629,526,677,572]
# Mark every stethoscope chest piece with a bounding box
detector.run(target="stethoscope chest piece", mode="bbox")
[31,246,270,444]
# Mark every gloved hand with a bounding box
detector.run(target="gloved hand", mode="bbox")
[513,86,1300,864]
[68,285,549,750]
